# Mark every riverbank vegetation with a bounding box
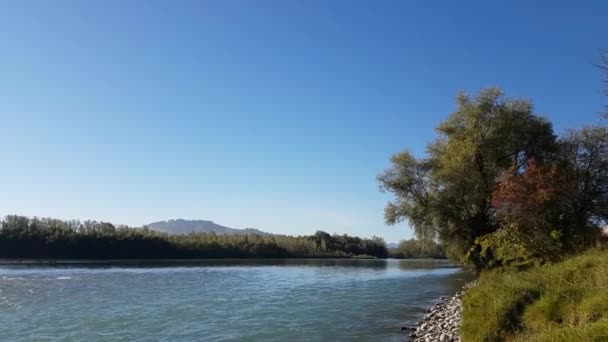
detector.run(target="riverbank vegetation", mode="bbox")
[461,248,608,341]
[0,216,388,259]
[379,87,607,270]
[381,53,608,340]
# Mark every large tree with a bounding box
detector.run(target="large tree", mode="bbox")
[378,88,557,261]
[475,126,608,269]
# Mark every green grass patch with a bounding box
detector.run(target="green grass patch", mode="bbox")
[461,248,608,341]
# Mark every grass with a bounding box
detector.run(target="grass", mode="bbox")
[461,248,608,341]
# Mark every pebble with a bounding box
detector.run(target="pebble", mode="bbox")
[403,281,478,342]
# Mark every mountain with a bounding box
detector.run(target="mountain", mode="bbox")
[386,242,399,249]
[146,219,269,236]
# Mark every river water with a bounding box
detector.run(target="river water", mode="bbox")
[0,259,472,341]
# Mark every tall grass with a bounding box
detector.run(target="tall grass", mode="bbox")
[461,248,608,341]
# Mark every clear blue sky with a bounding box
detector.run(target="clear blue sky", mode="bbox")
[1,1,606,243]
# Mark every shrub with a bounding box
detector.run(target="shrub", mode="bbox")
[464,228,544,270]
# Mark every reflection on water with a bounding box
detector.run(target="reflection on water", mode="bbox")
[0,259,473,342]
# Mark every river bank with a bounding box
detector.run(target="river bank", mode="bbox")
[404,281,477,342]
[460,248,608,341]
[0,257,378,266]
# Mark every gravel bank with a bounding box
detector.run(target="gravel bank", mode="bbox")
[403,281,477,342]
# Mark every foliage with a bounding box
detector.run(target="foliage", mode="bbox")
[0,215,388,259]
[379,87,608,270]
[461,248,608,342]
[499,127,605,254]
[558,126,608,230]
[389,238,446,259]
[378,88,557,263]
[465,124,608,270]
[466,161,567,269]
[466,228,543,271]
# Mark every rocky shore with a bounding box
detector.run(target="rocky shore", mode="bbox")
[402,282,477,342]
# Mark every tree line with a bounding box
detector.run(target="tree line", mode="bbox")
[379,56,608,270]
[0,215,388,259]
[388,238,446,259]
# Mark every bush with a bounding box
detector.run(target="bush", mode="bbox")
[464,228,544,270]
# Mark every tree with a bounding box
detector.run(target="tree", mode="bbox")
[558,126,608,231]
[378,88,557,262]
[469,126,608,269]
[486,160,568,266]
[0,215,389,259]
[391,238,446,259]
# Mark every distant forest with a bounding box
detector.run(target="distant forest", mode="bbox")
[0,215,388,259]
[389,239,446,259]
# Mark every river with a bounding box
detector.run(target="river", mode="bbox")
[0,259,472,341]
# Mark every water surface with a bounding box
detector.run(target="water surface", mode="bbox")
[0,259,472,341]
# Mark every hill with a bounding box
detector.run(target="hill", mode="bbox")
[386,242,399,249]
[146,219,268,236]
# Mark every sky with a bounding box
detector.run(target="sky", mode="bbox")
[0,0,606,243]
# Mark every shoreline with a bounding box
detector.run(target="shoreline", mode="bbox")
[403,281,477,342]
[0,257,456,266]
[0,257,377,265]
[0,257,455,266]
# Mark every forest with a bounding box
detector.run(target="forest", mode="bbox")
[0,215,388,259]
[388,238,446,259]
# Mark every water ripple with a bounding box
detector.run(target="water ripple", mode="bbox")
[0,259,473,342]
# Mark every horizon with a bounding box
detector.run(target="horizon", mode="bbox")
[2,0,607,243]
